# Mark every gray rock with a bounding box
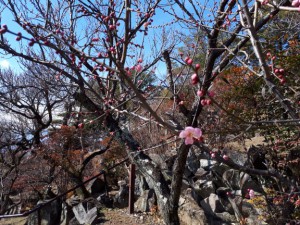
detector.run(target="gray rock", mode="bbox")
[86,178,106,195]
[241,200,263,224]
[200,193,225,214]
[221,195,243,216]
[222,169,240,190]
[72,202,98,225]
[0,195,14,215]
[179,189,208,225]
[184,167,194,179]
[134,189,156,212]
[135,174,149,196]
[227,149,247,166]
[210,163,230,177]
[193,179,215,199]
[66,195,81,207]
[162,170,172,184]
[149,153,167,169]
[215,212,237,223]
[113,180,129,208]
[187,150,200,174]
[193,168,209,181]
[72,203,87,224]
[97,193,113,207]
[26,199,62,225]
[215,187,231,197]
[200,159,218,170]
[240,178,263,197]
[196,151,210,160]
[69,217,81,225]
[241,200,259,217]
[60,202,73,225]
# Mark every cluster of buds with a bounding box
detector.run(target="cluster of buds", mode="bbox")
[184,56,193,65]
[0,24,7,34]
[274,68,286,84]
[266,52,287,85]
[16,32,22,41]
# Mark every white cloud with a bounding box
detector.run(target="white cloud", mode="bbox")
[0,60,10,69]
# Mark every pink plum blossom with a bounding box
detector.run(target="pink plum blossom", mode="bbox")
[135,64,143,72]
[249,189,255,199]
[179,126,202,145]
[292,0,300,7]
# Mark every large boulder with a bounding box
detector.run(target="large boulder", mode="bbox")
[0,195,14,214]
[71,198,101,225]
[149,153,168,170]
[134,189,156,212]
[178,189,208,225]
[135,174,149,196]
[113,180,129,208]
[214,212,237,223]
[222,169,241,190]
[72,203,98,225]
[193,178,215,199]
[199,159,218,170]
[26,199,62,225]
[60,202,74,225]
[86,178,106,195]
[200,193,225,215]
[187,149,200,174]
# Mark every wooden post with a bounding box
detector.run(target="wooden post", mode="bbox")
[128,164,135,214]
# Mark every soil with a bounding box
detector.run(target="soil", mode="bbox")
[99,208,163,225]
[0,208,163,225]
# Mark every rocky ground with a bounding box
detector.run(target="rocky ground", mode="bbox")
[0,208,163,225]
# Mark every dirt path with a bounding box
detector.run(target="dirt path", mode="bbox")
[99,208,163,225]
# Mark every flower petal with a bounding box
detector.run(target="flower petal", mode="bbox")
[185,137,194,145]
[184,126,195,133]
[179,130,187,138]
[193,128,202,138]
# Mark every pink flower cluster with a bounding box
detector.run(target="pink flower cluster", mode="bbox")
[292,0,300,7]
[179,126,202,145]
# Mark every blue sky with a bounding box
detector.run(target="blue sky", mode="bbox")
[0,7,20,71]
[0,0,204,76]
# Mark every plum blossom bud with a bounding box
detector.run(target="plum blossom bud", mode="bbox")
[187,58,193,65]
[223,155,229,160]
[208,91,215,98]
[135,64,143,72]
[197,90,205,97]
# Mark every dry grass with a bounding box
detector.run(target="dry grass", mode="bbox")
[225,136,268,151]
[0,217,27,225]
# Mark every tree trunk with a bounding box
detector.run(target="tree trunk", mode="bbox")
[105,114,182,224]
